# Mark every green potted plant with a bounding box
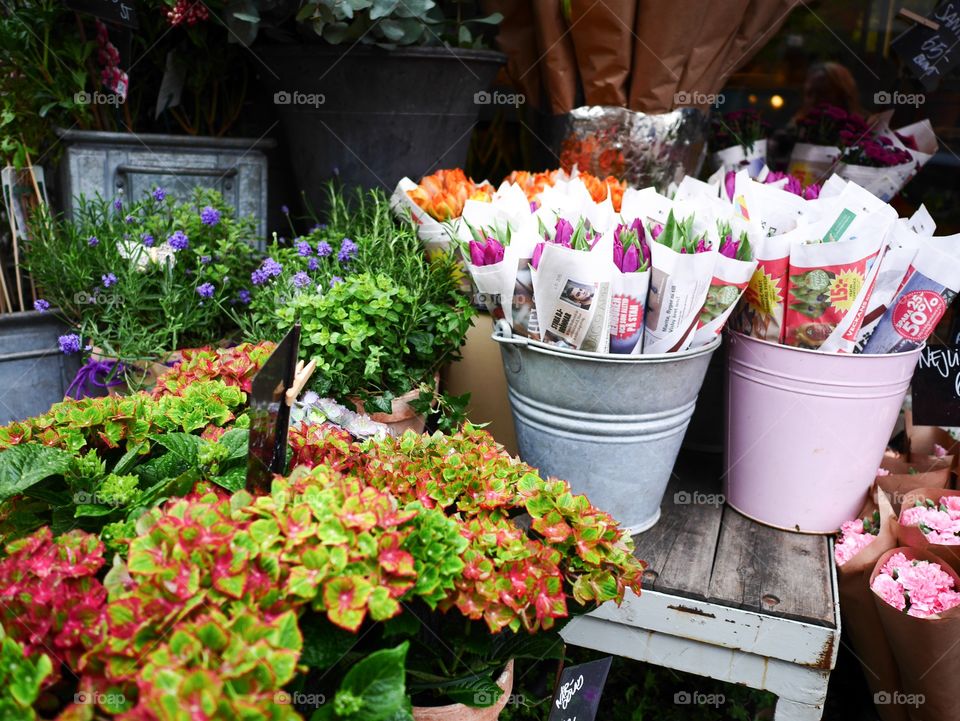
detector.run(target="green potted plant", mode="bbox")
[24,187,261,391]
[0,388,644,719]
[234,184,475,432]
[244,0,504,205]
[0,0,273,235]
[287,423,646,718]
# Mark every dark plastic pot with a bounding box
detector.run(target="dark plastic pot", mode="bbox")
[0,311,80,424]
[257,45,505,205]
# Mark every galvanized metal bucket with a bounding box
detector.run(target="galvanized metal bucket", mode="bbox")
[493,324,720,533]
[0,311,79,424]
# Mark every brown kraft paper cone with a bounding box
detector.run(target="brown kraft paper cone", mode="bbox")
[905,410,957,472]
[530,0,578,114]
[879,457,951,514]
[837,487,909,721]
[871,547,960,721]
[673,0,751,101]
[626,0,704,113]
[483,0,543,111]
[568,0,633,107]
[896,488,960,576]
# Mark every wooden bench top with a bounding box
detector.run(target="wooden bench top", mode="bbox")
[633,451,836,628]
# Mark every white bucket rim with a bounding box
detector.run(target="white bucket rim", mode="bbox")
[492,324,722,365]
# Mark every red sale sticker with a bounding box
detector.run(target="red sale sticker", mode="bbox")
[892,290,946,341]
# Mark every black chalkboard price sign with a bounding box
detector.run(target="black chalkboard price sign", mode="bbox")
[547,657,612,721]
[892,2,960,89]
[65,0,138,28]
[911,343,960,425]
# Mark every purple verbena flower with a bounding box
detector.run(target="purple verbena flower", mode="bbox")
[200,206,221,227]
[59,334,81,354]
[316,241,332,257]
[196,282,215,298]
[34,299,50,312]
[330,276,343,287]
[141,233,155,247]
[237,289,251,304]
[200,255,211,265]
[113,198,123,211]
[251,268,269,285]
[87,236,100,247]
[291,271,311,288]
[102,273,117,288]
[125,215,135,224]
[168,230,189,251]
[152,187,167,202]
[262,257,282,277]
[296,240,312,256]
[308,257,320,271]
[338,238,358,263]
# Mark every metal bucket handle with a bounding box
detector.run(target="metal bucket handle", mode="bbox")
[494,320,527,374]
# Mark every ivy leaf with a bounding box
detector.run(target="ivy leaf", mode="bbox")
[0,445,73,502]
[363,394,394,415]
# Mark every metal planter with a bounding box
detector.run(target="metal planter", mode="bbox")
[56,129,273,242]
[0,311,79,424]
[494,325,719,533]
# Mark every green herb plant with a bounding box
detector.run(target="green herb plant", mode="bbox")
[26,187,260,387]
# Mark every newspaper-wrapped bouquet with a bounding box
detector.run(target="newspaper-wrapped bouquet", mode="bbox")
[392,167,626,251]
[708,109,768,178]
[788,104,936,201]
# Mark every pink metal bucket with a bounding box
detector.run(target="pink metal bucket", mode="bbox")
[724,332,923,533]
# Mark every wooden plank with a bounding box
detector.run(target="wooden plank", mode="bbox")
[708,506,834,626]
[632,452,724,599]
[583,589,837,668]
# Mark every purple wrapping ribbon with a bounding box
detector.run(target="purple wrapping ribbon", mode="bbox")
[66,358,126,399]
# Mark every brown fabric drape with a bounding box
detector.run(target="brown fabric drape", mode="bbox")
[490,0,802,114]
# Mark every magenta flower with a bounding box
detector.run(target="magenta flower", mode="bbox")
[724,171,736,202]
[719,235,738,259]
[531,242,545,270]
[469,237,505,267]
[803,184,820,200]
[613,218,649,273]
[553,218,574,247]
[650,223,664,240]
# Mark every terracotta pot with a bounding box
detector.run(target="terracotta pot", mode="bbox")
[351,374,439,436]
[412,660,514,721]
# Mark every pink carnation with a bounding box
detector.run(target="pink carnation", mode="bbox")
[872,573,907,611]
[835,533,876,565]
[874,554,960,617]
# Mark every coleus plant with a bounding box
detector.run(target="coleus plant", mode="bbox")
[287,423,646,707]
[0,527,107,687]
[150,341,276,397]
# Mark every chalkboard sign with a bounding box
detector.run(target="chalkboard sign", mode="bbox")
[892,2,960,90]
[66,0,138,28]
[547,657,612,721]
[911,343,960,425]
[246,325,301,492]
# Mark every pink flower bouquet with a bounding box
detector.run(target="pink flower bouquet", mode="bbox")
[871,551,960,618]
[876,456,951,514]
[896,489,960,574]
[835,486,906,721]
[836,510,881,566]
[870,547,960,721]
